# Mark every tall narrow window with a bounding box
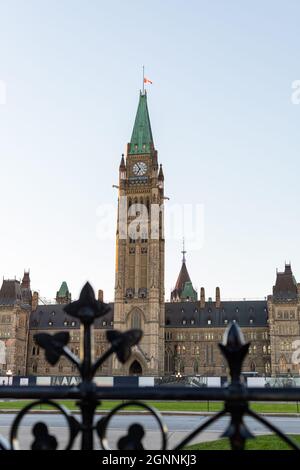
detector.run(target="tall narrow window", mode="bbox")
[131,310,141,329]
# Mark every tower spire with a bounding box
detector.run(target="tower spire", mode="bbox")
[181,238,186,264]
[128,92,154,155]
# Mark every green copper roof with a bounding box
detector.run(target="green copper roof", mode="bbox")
[129,92,154,154]
[57,281,69,298]
[181,281,198,301]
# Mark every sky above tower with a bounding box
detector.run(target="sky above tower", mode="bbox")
[0,0,299,301]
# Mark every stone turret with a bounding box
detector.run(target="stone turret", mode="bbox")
[56,282,71,304]
[21,271,32,305]
[216,287,221,308]
[32,291,39,311]
[200,287,205,308]
[98,289,104,302]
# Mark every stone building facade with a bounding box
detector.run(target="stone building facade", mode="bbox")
[0,274,31,376]
[268,264,300,376]
[0,92,299,378]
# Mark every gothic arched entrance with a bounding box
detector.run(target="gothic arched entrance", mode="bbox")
[129,360,142,376]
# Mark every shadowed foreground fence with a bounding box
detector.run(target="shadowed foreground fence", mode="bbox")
[1,282,300,450]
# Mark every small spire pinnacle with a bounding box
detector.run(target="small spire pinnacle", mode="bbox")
[181,238,186,263]
[119,153,125,170]
[158,164,164,181]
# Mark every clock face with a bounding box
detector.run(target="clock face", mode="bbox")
[133,161,147,176]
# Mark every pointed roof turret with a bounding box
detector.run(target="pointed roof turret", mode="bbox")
[56,281,71,304]
[128,91,154,155]
[0,279,22,306]
[172,261,191,297]
[171,243,198,302]
[273,263,298,302]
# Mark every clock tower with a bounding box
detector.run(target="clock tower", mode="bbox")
[113,91,165,376]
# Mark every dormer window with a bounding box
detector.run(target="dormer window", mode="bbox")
[182,319,186,325]
[48,321,53,326]
[224,319,228,325]
[207,319,211,325]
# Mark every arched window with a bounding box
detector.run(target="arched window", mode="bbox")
[279,355,287,373]
[194,361,199,374]
[250,361,256,372]
[265,362,271,374]
[164,350,174,374]
[131,310,141,329]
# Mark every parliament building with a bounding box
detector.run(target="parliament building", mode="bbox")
[0,92,299,379]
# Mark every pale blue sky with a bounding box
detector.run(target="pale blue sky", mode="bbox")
[0,0,299,301]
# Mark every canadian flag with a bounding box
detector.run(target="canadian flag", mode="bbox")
[144,77,153,84]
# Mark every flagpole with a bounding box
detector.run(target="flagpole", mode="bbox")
[142,65,144,94]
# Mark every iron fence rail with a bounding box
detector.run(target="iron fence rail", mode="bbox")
[2,386,300,401]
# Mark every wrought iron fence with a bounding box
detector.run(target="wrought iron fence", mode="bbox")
[0,282,300,450]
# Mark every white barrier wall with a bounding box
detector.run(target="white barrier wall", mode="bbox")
[139,377,155,387]
[207,377,221,387]
[93,377,114,386]
[0,376,13,385]
[247,377,267,387]
[36,377,51,385]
